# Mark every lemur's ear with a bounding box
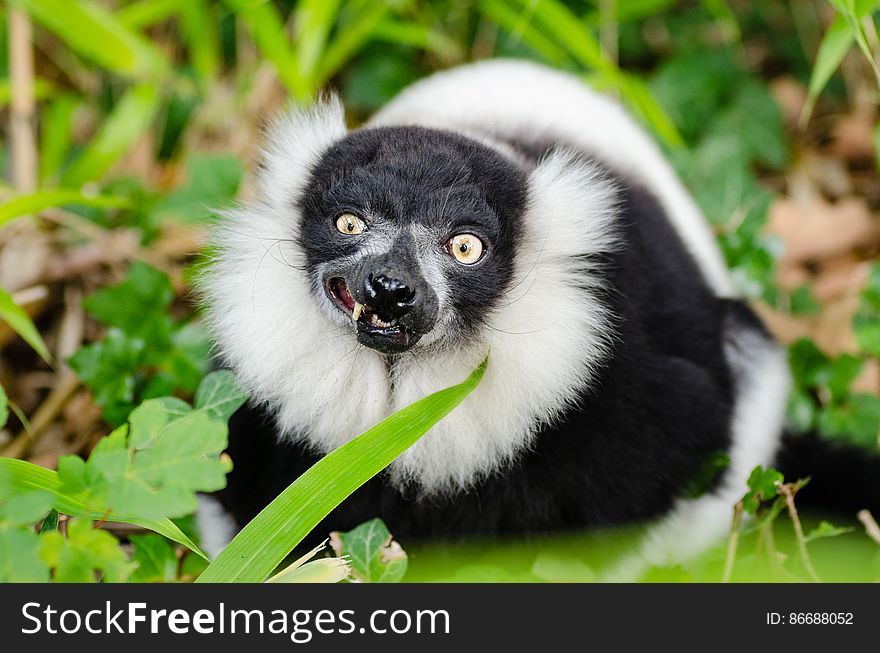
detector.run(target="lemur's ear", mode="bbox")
[257,94,347,209]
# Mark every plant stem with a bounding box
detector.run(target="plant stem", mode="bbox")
[857,509,880,545]
[722,500,743,583]
[779,483,821,582]
[9,7,37,193]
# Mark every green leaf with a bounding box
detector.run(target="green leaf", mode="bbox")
[267,557,351,583]
[83,262,173,342]
[650,50,741,143]
[818,394,880,446]
[742,465,784,514]
[1,466,55,528]
[14,0,168,79]
[805,520,855,543]
[330,518,407,583]
[59,406,230,522]
[130,534,179,582]
[39,94,80,182]
[197,358,487,583]
[0,189,130,227]
[0,457,208,559]
[827,354,864,402]
[294,0,343,83]
[152,155,242,224]
[802,14,854,125]
[0,383,7,429]
[266,541,350,583]
[60,83,161,187]
[68,328,144,425]
[0,526,50,582]
[855,265,880,356]
[0,286,52,364]
[706,78,787,170]
[38,509,59,534]
[39,518,135,583]
[194,370,249,423]
[179,1,220,81]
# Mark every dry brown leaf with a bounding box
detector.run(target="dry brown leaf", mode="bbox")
[830,107,876,163]
[768,196,880,263]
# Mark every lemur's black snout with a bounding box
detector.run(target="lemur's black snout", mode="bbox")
[364,272,417,317]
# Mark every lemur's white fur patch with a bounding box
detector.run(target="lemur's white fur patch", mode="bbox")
[201,91,620,493]
[369,59,736,297]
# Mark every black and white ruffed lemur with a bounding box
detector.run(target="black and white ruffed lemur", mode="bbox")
[197,60,880,576]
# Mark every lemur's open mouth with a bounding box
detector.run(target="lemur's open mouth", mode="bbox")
[326,277,411,350]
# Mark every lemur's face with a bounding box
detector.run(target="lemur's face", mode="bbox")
[297,126,528,354]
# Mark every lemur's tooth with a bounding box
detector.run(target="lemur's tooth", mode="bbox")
[352,302,364,321]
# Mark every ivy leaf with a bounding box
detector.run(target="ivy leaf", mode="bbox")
[818,394,880,447]
[83,262,174,344]
[68,328,144,425]
[0,527,50,582]
[56,391,230,522]
[194,370,249,422]
[742,466,784,515]
[130,534,178,582]
[330,518,408,583]
[162,322,212,393]
[39,519,134,583]
[827,355,864,403]
[132,410,229,504]
[705,78,787,170]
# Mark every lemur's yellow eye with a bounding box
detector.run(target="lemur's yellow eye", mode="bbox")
[446,234,484,265]
[336,213,365,235]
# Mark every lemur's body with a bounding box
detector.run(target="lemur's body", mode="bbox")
[199,61,880,571]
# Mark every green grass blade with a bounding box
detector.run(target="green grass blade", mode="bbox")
[294,0,343,84]
[617,74,685,148]
[13,0,168,79]
[117,0,181,30]
[196,358,487,583]
[39,95,80,182]
[180,0,220,82]
[60,83,161,188]
[0,190,130,226]
[0,457,208,560]
[0,288,52,364]
[802,13,854,126]
[222,0,310,100]
[317,2,391,85]
[478,0,570,65]
[508,0,613,74]
[485,0,682,146]
[371,19,462,60]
